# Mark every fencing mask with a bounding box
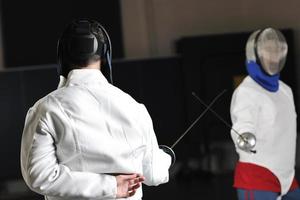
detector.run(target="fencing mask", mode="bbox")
[57,19,113,83]
[246,28,288,76]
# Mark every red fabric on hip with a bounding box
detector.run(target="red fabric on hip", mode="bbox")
[234,162,299,192]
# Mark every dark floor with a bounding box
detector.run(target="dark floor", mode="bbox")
[1,168,300,200]
[143,172,236,200]
[0,171,237,200]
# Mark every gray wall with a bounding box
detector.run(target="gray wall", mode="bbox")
[121,0,300,59]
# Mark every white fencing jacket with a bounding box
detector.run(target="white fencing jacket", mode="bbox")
[20,69,171,200]
[230,76,297,195]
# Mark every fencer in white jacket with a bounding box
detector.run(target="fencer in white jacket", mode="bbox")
[231,76,297,195]
[230,28,300,199]
[21,69,171,200]
[20,19,172,200]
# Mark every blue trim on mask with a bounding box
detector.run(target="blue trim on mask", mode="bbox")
[246,61,279,92]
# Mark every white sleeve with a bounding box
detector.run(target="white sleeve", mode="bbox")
[20,105,117,199]
[230,87,259,144]
[140,105,171,186]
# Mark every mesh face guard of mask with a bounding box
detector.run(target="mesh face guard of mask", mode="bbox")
[246,28,288,76]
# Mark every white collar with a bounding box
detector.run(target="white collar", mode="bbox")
[57,69,108,88]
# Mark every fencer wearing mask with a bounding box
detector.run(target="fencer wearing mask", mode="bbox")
[20,19,175,200]
[230,28,300,200]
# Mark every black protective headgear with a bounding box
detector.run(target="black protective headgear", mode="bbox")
[57,19,113,83]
